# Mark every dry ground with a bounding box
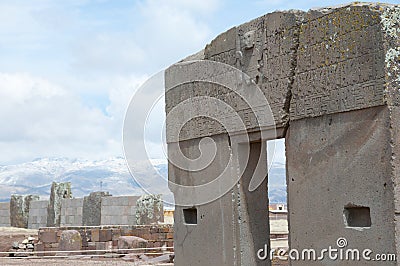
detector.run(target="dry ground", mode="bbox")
[0,227,289,265]
[0,257,173,265]
[0,227,173,265]
[0,227,38,257]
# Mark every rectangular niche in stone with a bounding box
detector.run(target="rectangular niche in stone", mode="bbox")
[343,206,372,228]
[183,208,198,225]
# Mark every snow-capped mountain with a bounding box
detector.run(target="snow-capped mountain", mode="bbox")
[0,158,286,204]
[0,157,167,201]
[267,162,287,203]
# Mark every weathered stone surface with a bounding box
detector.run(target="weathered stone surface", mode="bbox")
[101,196,140,225]
[95,241,108,254]
[28,200,48,229]
[127,254,174,263]
[117,236,147,253]
[287,106,396,265]
[135,195,163,225]
[0,202,10,227]
[91,228,100,242]
[290,5,386,120]
[99,229,112,242]
[82,191,111,226]
[166,11,303,143]
[47,182,72,227]
[171,135,269,266]
[10,195,40,228]
[39,231,58,243]
[59,230,82,253]
[60,198,83,227]
[391,105,400,261]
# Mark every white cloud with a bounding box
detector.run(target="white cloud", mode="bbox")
[0,72,147,164]
[71,33,147,75]
[145,0,221,15]
[69,0,217,76]
[136,0,212,60]
[0,73,65,103]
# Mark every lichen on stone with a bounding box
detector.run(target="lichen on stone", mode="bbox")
[385,47,400,68]
[381,6,400,39]
[381,6,400,87]
[135,194,163,225]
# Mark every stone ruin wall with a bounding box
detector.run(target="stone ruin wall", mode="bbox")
[0,186,164,229]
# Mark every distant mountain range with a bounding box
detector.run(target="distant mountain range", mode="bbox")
[0,157,286,204]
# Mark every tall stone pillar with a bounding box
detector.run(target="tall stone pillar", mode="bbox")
[10,194,40,228]
[286,4,400,265]
[47,182,72,227]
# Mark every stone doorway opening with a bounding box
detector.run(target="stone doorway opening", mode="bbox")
[267,139,288,265]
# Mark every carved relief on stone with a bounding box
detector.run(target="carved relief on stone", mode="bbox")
[243,30,256,49]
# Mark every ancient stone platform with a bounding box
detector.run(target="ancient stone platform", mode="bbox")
[35,225,173,256]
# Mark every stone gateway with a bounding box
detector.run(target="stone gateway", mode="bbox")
[165,3,400,266]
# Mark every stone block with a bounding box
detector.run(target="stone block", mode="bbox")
[120,216,128,225]
[117,236,147,254]
[99,229,112,242]
[59,230,81,252]
[127,216,136,225]
[123,206,131,215]
[0,202,9,210]
[47,182,72,227]
[82,191,111,226]
[10,195,40,228]
[40,231,58,243]
[91,228,100,242]
[111,228,122,240]
[84,242,97,255]
[80,230,89,248]
[39,216,47,224]
[287,106,396,266]
[95,242,108,254]
[35,243,45,256]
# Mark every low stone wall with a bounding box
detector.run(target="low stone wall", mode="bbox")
[60,198,83,227]
[3,193,165,228]
[28,200,48,229]
[101,196,140,225]
[57,194,164,227]
[0,202,10,227]
[35,225,174,255]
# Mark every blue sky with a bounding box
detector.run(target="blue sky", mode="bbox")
[0,0,398,164]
